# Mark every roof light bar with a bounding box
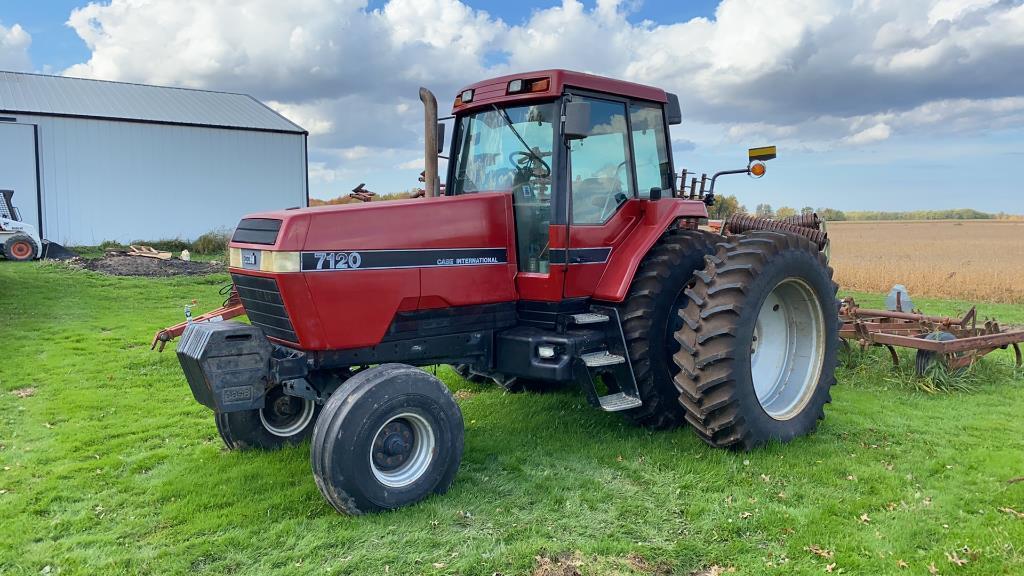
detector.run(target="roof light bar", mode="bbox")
[529,78,549,93]
[507,77,550,95]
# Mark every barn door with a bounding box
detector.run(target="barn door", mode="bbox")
[0,123,40,234]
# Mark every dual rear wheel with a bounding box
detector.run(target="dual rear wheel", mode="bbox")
[621,228,838,449]
[673,231,839,449]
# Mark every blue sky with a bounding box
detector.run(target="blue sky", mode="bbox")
[1,1,89,72]
[2,0,1022,214]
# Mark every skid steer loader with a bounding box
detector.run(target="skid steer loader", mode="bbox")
[0,190,42,261]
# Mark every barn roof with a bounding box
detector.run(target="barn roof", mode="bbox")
[0,71,306,134]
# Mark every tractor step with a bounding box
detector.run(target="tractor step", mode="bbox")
[570,312,609,325]
[597,392,642,411]
[581,350,625,367]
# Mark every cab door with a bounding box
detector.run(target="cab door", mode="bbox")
[563,94,636,298]
[564,94,674,299]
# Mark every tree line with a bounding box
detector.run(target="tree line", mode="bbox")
[707,197,1019,221]
[310,190,1020,221]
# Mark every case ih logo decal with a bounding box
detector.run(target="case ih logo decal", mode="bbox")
[301,248,507,271]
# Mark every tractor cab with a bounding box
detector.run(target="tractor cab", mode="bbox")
[443,70,706,301]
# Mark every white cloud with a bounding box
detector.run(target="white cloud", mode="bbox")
[337,146,374,161]
[265,100,334,135]
[308,161,345,184]
[0,22,31,71]
[845,122,891,145]
[397,157,424,170]
[58,0,1024,197]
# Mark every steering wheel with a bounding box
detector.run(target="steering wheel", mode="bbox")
[596,161,630,221]
[614,160,628,181]
[509,150,551,178]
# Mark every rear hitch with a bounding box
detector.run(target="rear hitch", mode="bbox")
[151,286,246,351]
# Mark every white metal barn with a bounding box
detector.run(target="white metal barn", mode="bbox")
[0,71,307,246]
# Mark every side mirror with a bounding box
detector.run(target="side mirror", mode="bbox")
[649,187,662,201]
[563,101,591,140]
[666,93,682,125]
[436,122,446,155]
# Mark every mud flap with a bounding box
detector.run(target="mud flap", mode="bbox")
[177,321,272,412]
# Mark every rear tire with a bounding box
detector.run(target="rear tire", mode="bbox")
[215,385,320,450]
[3,234,37,261]
[617,228,719,429]
[674,231,839,450]
[310,364,464,514]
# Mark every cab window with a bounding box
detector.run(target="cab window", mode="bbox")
[630,102,672,198]
[570,97,634,224]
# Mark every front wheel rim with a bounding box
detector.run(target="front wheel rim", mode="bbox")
[259,389,315,437]
[11,241,32,259]
[369,413,435,488]
[750,278,825,420]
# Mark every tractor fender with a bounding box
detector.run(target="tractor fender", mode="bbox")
[592,199,708,302]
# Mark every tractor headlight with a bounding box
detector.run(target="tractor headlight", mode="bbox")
[228,248,300,272]
[260,251,300,273]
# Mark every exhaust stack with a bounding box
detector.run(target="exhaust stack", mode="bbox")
[419,87,440,197]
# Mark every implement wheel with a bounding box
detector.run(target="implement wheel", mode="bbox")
[914,331,964,376]
[310,364,464,514]
[215,385,320,450]
[3,234,37,261]
[618,228,719,429]
[674,231,839,450]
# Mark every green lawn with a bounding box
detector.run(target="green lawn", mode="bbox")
[1,262,1022,575]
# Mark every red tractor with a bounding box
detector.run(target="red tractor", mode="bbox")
[175,70,838,514]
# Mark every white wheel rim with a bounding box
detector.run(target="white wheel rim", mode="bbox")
[259,396,315,437]
[369,412,435,488]
[750,278,825,420]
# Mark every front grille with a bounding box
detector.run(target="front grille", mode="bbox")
[231,273,299,343]
[232,218,282,245]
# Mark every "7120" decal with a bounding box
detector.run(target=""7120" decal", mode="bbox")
[311,251,362,270]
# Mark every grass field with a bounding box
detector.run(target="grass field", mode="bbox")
[828,220,1024,304]
[1,262,1022,575]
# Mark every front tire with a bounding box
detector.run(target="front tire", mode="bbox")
[674,231,839,450]
[617,228,719,429]
[3,234,38,261]
[310,364,464,514]
[215,385,319,450]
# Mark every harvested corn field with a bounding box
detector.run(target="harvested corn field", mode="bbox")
[827,220,1024,303]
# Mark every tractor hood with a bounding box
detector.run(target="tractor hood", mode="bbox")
[226,192,518,350]
[229,194,512,254]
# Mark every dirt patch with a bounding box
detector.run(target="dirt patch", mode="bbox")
[627,553,673,576]
[70,254,223,277]
[532,552,582,576]
[11,387,36,398]
[690,566,735,576]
